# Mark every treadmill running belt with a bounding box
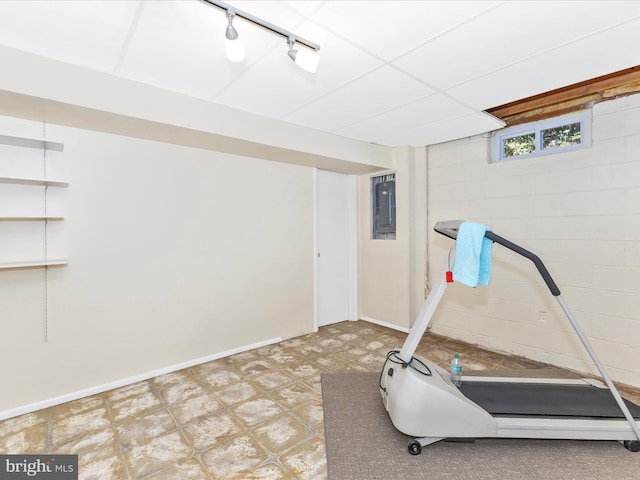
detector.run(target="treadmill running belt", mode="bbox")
[459,382,640,418]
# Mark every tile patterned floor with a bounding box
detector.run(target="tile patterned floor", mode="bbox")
[1,320,639,479]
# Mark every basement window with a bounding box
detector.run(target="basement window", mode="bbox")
[491,110,591,162]
[371,173,396,240]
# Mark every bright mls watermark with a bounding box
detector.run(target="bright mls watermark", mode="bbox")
[0,455,77,479]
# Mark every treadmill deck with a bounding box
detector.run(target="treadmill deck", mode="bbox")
[459,381,640,418]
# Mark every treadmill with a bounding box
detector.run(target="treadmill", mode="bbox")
[379,220,640,455]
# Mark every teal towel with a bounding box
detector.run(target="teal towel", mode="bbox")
[453,222,493,288]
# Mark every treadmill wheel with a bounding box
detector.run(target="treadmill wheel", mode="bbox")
[408,440,422,455]
[623,440,640,452]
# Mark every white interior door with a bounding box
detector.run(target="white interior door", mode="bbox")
[315,169,357,328]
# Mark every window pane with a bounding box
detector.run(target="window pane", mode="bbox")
[502,133,535,158]
[541,122,581,150]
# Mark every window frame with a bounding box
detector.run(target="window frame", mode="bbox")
[491,109,592,163]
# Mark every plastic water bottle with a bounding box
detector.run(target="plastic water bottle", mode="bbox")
[450,353,462,387]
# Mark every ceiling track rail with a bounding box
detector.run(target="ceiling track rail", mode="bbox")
[201,0,320,52]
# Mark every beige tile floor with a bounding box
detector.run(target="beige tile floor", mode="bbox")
[1,320,639,479]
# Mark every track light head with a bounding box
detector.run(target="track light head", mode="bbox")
[287,37,320,74]
[225,22,238,41]
[224,10,244,63]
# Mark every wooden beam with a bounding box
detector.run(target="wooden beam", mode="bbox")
[499,93,602,126]
[487,66,640,121]
[603,80,640,98]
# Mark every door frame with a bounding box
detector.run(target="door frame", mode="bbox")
[313,169,358,331]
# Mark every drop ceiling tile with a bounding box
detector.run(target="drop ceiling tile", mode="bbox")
[312,0,500,61]
[227,1,314,30]
[283,1,325,17]
[119,0,254,99]
[0,0,638,151]
[393,0,640,90]
[335,94,471,144]
[283,66,434,131]
[376,111,505,147]
[213,22,383,119]
[0,0,140,72]
[448,17,640,110]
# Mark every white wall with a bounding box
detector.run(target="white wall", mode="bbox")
[358,147,427,331]
[427,94,640,387]
[0,115,315,415]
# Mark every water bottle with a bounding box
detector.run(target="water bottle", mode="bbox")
[450,353,462,387]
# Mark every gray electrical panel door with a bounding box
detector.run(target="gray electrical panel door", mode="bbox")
[372,175,396,239]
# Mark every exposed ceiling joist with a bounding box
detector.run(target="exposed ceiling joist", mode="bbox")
[487,66,640,126]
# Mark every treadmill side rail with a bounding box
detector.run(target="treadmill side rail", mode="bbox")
[496,417,640,442]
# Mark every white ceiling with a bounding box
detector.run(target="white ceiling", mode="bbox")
[1,0,640,148]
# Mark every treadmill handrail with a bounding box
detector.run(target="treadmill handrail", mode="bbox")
[434,221,560,296]
[484,231,561,296]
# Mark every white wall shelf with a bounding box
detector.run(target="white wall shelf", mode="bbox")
[0,131,67,278]
[0,176,69,188]
[0,216,64,221]
[0,259,68,270]
[0,134,64,151]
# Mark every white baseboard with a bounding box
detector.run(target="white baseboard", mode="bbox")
[0,336,282,421]
[359,316,410,334]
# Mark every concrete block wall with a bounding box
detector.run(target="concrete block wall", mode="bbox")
[426,94,640,387]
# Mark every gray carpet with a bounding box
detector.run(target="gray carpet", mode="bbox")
[321,372,640,480]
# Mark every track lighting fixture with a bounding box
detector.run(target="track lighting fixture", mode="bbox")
[287,37,320,74]
[203,0,321,73]
[224,9,244,62]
